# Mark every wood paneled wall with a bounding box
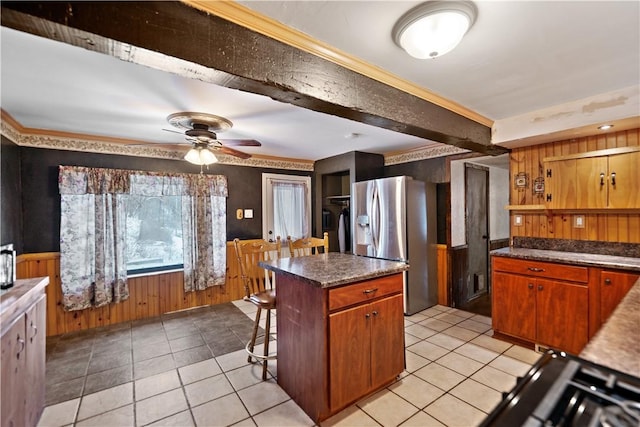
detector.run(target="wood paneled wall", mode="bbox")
[510,128,640,242]
[16,243,245,337]
[18,244,450,337]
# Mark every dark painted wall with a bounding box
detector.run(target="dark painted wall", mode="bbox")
[1,137,23,252]
[19,146,310,253]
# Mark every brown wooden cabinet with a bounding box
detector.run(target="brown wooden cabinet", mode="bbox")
[276,271,404,422]
[329,293,404,411]
[599,269,639,327]
[1,278,48,427]
[1,294,46,427]
[544,148,640,209]
[492,257,589,354]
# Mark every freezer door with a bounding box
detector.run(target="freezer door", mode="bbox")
[352,177,407,261]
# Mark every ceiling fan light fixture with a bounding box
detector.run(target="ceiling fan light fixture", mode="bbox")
[184,146,219,165]
[393,1,477,59]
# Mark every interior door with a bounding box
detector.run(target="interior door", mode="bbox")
[461,164,489,308]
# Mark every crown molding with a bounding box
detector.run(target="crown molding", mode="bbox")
[0,110,314,171]
[183,0,492,128]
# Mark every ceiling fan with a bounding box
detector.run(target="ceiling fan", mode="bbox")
[164,112,261,164]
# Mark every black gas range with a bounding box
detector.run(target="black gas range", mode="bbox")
[480,350,640,427]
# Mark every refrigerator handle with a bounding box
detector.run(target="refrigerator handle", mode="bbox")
[371,183,380,254]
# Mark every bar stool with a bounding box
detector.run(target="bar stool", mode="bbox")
[287,232,329,257]
[233,237,282,380]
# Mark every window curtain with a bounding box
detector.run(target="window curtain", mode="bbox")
[273,180,308,240]
[59,167,129,311]
[59,166,228,311]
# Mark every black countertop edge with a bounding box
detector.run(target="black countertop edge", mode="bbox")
[490,247,640,272]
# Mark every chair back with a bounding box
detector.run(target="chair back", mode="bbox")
[287,232,329,257]
[233,237,282,298]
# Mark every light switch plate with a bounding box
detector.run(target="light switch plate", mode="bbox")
[573,215,585,228]
[236,209,243,220]
[514,215,523,226]
[244,209,254,219]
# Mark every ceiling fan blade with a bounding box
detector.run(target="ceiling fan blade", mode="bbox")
[218,139,262,147]
[214,145,252,159]
[162,128,184,135]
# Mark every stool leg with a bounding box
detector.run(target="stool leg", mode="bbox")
[248,307,261,363]
[263,309,271,380]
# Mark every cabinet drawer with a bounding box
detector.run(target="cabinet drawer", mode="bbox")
[329,274,403,312]
[492,257,588,283]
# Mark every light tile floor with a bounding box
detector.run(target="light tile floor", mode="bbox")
[39,301,541,427]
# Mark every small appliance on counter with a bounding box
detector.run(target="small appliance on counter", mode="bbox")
[480,349,640,427]
[0,244,16,290]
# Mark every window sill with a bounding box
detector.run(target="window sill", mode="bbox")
[127,268,184,279]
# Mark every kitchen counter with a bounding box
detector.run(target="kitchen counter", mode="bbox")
[580,278,640,377]
[262,252,406,422]
[491,246,640,271]
[0,277,49,327]
[259,252,408,288]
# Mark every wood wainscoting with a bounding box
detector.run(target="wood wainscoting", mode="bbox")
[17,244,450,337]
[16,243,245,337]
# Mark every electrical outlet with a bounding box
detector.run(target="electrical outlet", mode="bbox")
[574,215,585,228]
[514,215,523,226]
[236,209,243,220]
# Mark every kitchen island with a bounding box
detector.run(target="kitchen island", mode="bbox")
[260,253,408,423]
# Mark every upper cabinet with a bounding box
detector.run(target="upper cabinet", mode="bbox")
[544,147,640,210]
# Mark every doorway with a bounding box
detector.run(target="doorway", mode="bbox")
[262,173,312,245]
[459,164,490,316]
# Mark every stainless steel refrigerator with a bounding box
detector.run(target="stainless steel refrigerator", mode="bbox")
[351,176,437,315]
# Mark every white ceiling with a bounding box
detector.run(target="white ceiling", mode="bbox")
[1,1,639,162]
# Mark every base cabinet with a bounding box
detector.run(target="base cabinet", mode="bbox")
[492,257,589,354]
[329,294,404,411]
[1,294,46,427]
[599,270,639,326]
[276,272,404,422]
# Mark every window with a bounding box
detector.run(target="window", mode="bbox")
[262,174,311,241]
[125,195,183,274]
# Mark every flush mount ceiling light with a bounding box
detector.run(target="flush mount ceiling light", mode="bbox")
[392,1,477,59]
[598,124,614,131]
[184,143,219,165]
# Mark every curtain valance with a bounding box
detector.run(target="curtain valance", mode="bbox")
[58,165,228,197]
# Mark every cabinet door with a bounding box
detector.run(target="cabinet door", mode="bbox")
[25,296,46,427]
[370,294,404,388]
[1,316,27,427]
[329,304,371,411]
[607,151,640,208]
[600,270,639,324]
[535,279,588,354]
[545,159,577,209]
[575,156,608,209]
[492,272,536,341]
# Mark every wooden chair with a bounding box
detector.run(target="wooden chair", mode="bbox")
[287,232,329,257]
[233,237,282,380]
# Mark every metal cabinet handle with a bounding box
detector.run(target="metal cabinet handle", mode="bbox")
[528,267,545,272]
[528,283,534,290]
[611,172,616,186]
[372,311,378,316]
[363,288,378,294]
[30,320,38,342]
[16,336,25,359]
[538,285,544,291]
[604,278,612,285]
[600,172,605,186]
[365,313,371,319]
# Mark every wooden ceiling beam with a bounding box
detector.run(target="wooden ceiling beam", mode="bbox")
[1,1,507,156]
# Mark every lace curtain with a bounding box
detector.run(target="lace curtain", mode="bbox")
[273,180,309,240]
[59,166,228,311]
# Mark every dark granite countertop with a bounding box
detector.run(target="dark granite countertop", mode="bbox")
[491,247,640,272]
[259,253,408,288]
[580,278,640,378]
